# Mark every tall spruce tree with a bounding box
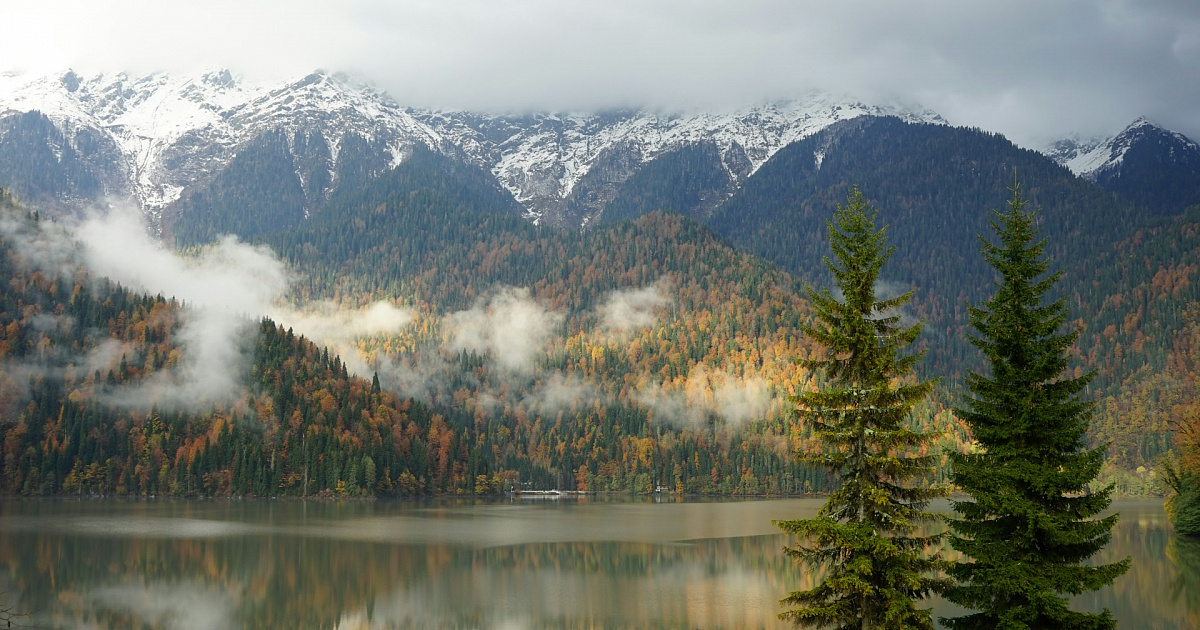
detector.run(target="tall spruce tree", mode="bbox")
[777,186,947,630]
[943,179,1130,629]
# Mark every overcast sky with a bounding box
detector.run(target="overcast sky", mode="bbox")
[4,0,1199,145]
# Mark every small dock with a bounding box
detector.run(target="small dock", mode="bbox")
[512,490,590,498]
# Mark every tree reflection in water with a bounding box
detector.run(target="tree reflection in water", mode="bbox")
[1167,534,1200,629]
[0,499,1194,629]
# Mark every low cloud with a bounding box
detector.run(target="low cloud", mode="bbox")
[830,278,918,328]
[70,205,287,409]
[598,279,672,333]
[872,279,919,328]
[526,371,602,415]
[0,206,83,277]
[636,365,772,428]
[2,202,417,411]
[273,301,414,346]
[83,338,131,375]
[448,287,563,375]
[273,300,417,386]
[366,349,447,402]
[3,205,777,429]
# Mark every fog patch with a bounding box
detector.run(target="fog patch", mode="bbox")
[636,365,772,427]
[598,278,672,333]
[83,338,133,374]
[448,287,563,375]
[830,279,918,327]
[68,205,287,409]
[526,371,602,414]
[0,207,82,278]
[871,279,919,328]
[29,312,73,334]
[274,300,414,346]
[367,350,447,402]
[272,299,417,384]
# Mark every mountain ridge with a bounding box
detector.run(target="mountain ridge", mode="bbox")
[0,68,945,227]
[1045,116,1200,214]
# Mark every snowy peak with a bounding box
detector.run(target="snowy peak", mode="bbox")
[1,68,946,228]
[0,69,443,215]
[415,95,945,225]
[1049,117,1200,180]
[1042,134,1106,171]
[1045,117,1200,214]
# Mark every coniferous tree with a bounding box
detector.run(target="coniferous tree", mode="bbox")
[943,179,1130,629]
[777,186,947,629]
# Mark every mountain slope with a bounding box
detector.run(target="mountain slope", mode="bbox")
[706,116,1141,377]
[0,192,466,498]
[596,142,732,225]
[0,110,122,212]
[1,189,892,497]
[1048,117,1200,215]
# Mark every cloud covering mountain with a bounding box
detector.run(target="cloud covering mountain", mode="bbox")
[2,0,1198,146]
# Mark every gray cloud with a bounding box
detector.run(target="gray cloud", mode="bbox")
[71,205,286,408]
[275,301,417,386]
[365,349,448,403]
[525,371,603,415]
[4,1,1200,143]
[273,301,414,345]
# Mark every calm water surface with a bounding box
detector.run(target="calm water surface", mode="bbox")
[0,498,1194,629]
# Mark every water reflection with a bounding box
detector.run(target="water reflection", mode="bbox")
[0,499,1194,629]
[1166,535,1200,629]
[89,582,237,630]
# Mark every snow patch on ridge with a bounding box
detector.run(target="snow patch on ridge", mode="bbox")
[415,94,946,219]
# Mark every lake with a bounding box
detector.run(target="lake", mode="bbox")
[0,498,1194,629]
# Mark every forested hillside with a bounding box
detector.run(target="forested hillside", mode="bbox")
[707,117,1141,376]
[596,142,732,225]
[4,187,890,496]
[236,129,1200,490]
[268,165,970,493]
[1086,206,1200,482]
[4,116,1198,498]
[0,111,114,214]
[0,191,481,497]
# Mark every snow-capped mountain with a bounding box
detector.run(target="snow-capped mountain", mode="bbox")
[0,68,945,228]
[1045,117,1200,214]
[414,97,945,226]
[1047,117,1198,179]
[1041,134,1107,175]
[0,69,445,220]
